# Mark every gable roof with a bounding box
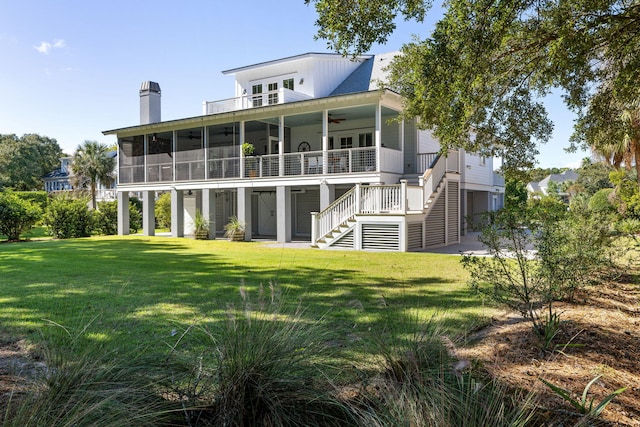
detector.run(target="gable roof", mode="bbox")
[330,51,399,96]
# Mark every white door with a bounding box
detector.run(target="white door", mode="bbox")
[257,193,277,236]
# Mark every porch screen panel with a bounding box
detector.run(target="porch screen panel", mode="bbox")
[118,136,144,183]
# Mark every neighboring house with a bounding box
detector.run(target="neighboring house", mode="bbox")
[103,52,504,251]
[42,156,74,192]
[42,152,118,203]
[527,170,578,202]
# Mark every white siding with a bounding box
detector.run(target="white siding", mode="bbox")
[417,130,440,153]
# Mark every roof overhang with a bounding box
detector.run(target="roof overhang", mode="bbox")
[221,52,372,75]
[102,89,403,137]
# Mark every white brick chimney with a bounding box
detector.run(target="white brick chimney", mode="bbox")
[139,81,161,124]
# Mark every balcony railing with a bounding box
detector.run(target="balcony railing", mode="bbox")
[203,88,313,115]
[119,147,377,184]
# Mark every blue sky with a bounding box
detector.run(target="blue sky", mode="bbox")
[0,0,587,168]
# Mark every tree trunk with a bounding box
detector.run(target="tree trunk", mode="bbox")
[91,181,97,210]
[633,138,640,188]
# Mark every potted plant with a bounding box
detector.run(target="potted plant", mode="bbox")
[193,209,210,240]
[241,142,255,156]
[242,142,258,177]
[224,215,246,241]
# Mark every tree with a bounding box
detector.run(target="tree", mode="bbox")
[0,134,64,190]
[71,140,116,210]
[307,0,640,177]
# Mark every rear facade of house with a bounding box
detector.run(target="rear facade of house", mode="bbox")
[104,52,504,251]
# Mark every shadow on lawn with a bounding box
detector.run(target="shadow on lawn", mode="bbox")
[0,237,485,371]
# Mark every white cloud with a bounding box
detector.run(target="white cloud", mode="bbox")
[34,39,66,54]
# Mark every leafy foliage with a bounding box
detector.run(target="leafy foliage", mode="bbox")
[0,192,42,241]
[310,0,640,176]
[540,376,626,419]
[0,134,64,191]
[71,140,116,210]
[462,199,617,347]
[44,195,94,239]
[155,192,172,229]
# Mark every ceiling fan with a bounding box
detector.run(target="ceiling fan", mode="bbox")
[187,131,202,140]
[328,114,346,124]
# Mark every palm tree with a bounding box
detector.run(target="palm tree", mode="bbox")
[71,140,116,209]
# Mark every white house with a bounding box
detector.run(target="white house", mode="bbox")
[43,152,118,202]
[527,170,578,201]
[103,52,504,251]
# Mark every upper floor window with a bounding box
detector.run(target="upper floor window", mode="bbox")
[479,156,486,166]
[252,84,263,107]
[267,82,278,105]
[283,78,294,90]
[340,136,353,149]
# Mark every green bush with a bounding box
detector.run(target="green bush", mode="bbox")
[44,195,94,238]
[13,191,49,211]
[94,200,142,235]
[129,197,142,233]
[588,188,616,213]
[0,192,42,241]
[155,192,171,229]
[95,200,118,235]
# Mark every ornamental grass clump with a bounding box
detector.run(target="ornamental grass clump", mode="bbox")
[350,314,536,427]
[1,326,179,427]
[165,283,353,427]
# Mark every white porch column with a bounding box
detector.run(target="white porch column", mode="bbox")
[202,188,216,239]
[237,187,252,241]
[322,110,329,174]
[375,103,382,172]
[171,188,184,237]
[319,181,335,210]
[276,186,292,243]
[142,190,155,236]
[117,191,130,236]
[278,115,285,176]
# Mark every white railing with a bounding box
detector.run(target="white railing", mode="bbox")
[380,147,403,173]
[175,160,205,181]
[203,88,313,115]
[446,150,460,172]
[417,153,438,173]
[208,158,240,179]
[312,182,417,244]
[313,187,358,241]
[421,154,446,203]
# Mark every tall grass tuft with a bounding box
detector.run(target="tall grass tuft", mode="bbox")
[1,329,180,426]
[166,283,354,426]
[350,314,537,427]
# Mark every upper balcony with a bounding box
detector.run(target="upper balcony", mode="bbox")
[203,88,313,115]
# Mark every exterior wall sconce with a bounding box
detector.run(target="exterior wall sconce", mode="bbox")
[299,78,304,85]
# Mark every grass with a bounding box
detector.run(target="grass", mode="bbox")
[0,235,489,372]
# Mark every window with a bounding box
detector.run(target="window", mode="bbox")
[283,78,294,90]
[479,156,486,166]
[267,82,278,105]
[252,84,263,107]
[358,132,373,147]
[340,136,353,149]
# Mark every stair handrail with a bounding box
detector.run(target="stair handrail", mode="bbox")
[313,186,358,241]
[420,153,446,204]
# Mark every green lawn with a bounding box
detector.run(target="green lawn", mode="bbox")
[0,235,491,370]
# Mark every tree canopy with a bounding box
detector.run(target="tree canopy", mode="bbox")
[0,134,64,191]
[307,0,640,177]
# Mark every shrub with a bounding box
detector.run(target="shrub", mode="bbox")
[0,192,41,241]
[13,191,49,211]
[588,188,616,213]
[44,195,94,238]
[129,197,142,234]
[155,192,171,229]
[94,200,118,235]
[94,200,142,235]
